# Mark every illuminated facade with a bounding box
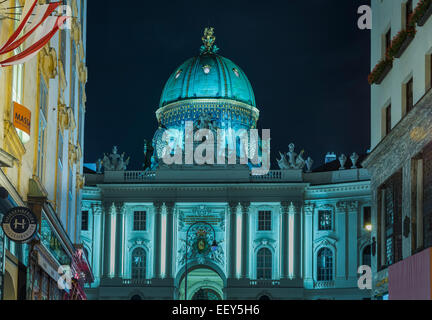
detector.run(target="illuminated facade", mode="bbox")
[364,0,432,300]
[81,29,372,300]
[0,0,92,300]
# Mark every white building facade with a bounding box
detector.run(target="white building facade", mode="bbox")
[81,29,372,300]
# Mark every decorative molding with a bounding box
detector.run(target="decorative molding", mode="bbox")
[3,120,26,160]
[39,46,57,79]
[253,238,277,250]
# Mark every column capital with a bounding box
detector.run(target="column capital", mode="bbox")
[153,201,164,214]
[114,201,126,214]
[336,201,348,213]
[91,203,103,215]
[239,201,251,214]
[348,200,359,211]
[102,201,114,215]
[164,202,176,215]
[280,201,290,215]
[228,202,239,214]
[303,202,315,216]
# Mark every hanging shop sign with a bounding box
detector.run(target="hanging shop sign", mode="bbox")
[13,102,31,142]
[1,207,38,243]
[13,102,31,135]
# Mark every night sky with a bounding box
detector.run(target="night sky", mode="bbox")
[84,0,371,170]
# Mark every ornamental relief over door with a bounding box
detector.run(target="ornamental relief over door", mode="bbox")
[176,205,226,273]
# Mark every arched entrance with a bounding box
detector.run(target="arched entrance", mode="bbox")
[177,266,224,300]
[192,288,221,300]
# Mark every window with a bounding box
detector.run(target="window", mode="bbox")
[385,29,392,56]
[317,248,333,281]
[67,168,73,232]
[12,0,23,105]
[406,78,414,114]
[131,248,146,279]
[362,245,372,267]
[60,29,67,73]
[56,132,63,212]
[385,104,392,135]
[318,210,332,231]
[71,41,77,114]
[380,171,403,268]
[405,0,413,30]
[258,211,272,231]
[37,78,48,180]
[81,211,88,231]
[257,248,272,280]
[363,206,372,230]
[133,211,146,231]
[78,84,84,145]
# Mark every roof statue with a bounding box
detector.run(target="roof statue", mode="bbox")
[277,143,309,170]
[102,146,130,171]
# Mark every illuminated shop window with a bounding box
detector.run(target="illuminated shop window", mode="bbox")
[257,248,272,280]
[317,248,333,281]
[133,211,147,231]
[258,211,271,231]
[318,210,332,231]
[131,247,146,279]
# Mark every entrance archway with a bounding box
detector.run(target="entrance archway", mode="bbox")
[178,266,224,300]
[192,288,221,300]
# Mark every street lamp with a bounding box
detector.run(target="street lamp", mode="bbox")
[184,221,218,300]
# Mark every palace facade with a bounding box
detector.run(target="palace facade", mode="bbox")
[81,29,372,300]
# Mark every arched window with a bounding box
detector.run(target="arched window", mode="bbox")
[131,248,146,279]
[317,248,333,281]
[257,248,272,280]
[362,245,371,267]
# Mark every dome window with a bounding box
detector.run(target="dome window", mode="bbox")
[202,65,211,74]
[175,69,182,79]
[233,68,240,77]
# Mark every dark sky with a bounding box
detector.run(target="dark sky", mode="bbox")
[84,0,371,170]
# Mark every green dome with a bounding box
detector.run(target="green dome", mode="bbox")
[159,52,256,108]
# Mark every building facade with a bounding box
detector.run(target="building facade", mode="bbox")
[0,0,92,300]
[81,29,372,300]
[364,0,432,299]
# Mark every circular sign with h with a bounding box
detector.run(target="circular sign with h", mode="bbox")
[1,207,38,243]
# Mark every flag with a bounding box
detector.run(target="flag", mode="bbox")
[0,0,70,67]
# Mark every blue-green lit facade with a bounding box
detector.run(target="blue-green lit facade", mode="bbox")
[81,30,372,300]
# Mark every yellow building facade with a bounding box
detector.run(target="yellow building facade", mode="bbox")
[0,0,92,300]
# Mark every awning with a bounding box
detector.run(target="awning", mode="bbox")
[388,247,432,300]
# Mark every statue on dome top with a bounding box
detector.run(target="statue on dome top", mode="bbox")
[200,27,220,54]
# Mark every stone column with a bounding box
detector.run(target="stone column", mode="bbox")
[153,202,163,279]
[292,201,302,279]
[240,202,251,279]
[335,201,348,281]
[280,202,290,279]
[165,202,175,279]
[114,202,125,278]
[102,202,113,277]
[92,203,103,281]
[347,201,359,281]
[228,202,238,279]
[303,203,314,286]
